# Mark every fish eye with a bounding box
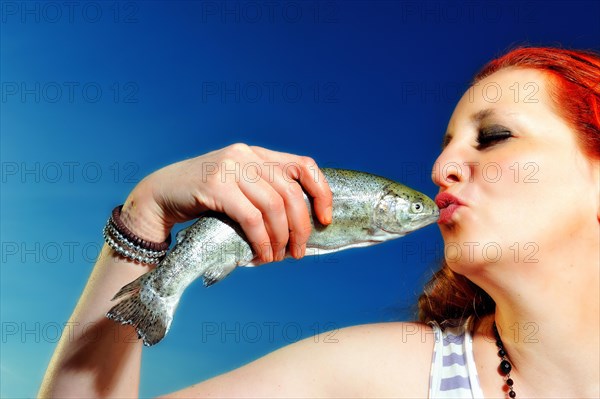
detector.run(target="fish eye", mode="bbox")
[411,202,423,213]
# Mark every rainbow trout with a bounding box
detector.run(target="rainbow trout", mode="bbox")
[106,169,439,346]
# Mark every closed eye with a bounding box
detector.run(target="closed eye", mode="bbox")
[476,126,513,149]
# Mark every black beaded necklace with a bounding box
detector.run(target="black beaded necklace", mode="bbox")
[493,322,517,398]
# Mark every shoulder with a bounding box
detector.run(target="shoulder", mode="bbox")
[321,322,436,397]
[161,321,436,398]
[317,321,437,361]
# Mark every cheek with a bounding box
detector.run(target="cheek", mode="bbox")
[481,154,543,190]
[475,152,582,236]
[473,158,541,209]
[467,156,549,234]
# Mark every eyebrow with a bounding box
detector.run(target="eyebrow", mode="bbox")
[442,108,497,148]
[472,108,496,123]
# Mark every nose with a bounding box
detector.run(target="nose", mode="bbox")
[431,143,471,188]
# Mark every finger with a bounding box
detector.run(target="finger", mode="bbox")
[282,157,333,226]
[218,188,273,264]
[238,177,289,262]
[267,176,312,259]
[250,147,333,226]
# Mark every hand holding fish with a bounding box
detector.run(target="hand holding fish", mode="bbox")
[120,143,334,263]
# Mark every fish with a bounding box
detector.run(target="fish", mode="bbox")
[106,168,439,346]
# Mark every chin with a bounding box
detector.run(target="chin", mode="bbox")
[444,257,494,281]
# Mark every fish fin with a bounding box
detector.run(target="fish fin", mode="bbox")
[175,226,190,244]
[106,276,174,346]
[202,263,238,287]
[202,275,219,287]
[110,277,142,301]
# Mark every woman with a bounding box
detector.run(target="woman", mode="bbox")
[39,47,599,398]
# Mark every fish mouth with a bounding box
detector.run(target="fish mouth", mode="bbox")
[412,211,440,229]
[380,209,440,235]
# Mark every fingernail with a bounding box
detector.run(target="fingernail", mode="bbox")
[279,247,286,261]
[325,206,333,224]
[264,251,273,263]
[292,243,302,259]
[257,245,272,264]
[291,245,299,259]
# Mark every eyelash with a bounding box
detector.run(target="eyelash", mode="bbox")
[476,129,513,149]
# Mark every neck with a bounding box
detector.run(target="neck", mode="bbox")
[473,239,599,397]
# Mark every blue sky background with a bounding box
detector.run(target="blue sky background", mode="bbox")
[1,1,599,397]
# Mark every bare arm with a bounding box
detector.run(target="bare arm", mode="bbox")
[38,144,334,397]
[38,186,179,397]
[161,322,435,398]
[38,244,148,398]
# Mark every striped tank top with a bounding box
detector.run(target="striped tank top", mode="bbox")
[429,321,484,398]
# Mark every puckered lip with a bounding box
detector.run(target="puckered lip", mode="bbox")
[434,192,464,210]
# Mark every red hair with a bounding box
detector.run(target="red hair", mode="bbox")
[474,47,600,159]
[418,47,600,328]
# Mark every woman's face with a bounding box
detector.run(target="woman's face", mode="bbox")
[432,68,599,274]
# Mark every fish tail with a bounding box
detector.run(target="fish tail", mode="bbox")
[110,277,141,301]
[106,275,173,346]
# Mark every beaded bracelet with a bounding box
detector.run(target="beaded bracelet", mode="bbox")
[103,205,172,265]
[111,205,171,251]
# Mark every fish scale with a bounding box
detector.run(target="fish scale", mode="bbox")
[107,168,439,346]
